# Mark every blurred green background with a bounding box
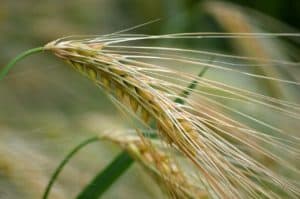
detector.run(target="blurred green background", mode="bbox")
[0,0,299,198]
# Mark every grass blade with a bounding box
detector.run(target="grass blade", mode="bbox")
[76,151,133,199]
[175,66,209,104]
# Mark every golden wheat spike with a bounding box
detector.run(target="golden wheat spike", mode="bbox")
[44,33,300,198]
[102,131,208,199]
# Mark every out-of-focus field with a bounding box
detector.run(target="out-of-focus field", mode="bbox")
[0,0,299,198]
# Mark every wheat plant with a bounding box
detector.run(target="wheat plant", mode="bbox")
[30,31,298,198]
[1,11,300,199]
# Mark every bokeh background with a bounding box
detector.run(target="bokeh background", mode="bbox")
[0,0,299,198]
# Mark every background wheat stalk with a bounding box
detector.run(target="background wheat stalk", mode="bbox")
[103,131,208,199]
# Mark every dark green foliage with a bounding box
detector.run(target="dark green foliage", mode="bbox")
[76,152,133,199]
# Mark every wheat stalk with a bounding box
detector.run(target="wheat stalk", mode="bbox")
[38,32,300,198]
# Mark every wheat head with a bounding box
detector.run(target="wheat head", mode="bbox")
[44,32,300,198]
[102,131,208,199]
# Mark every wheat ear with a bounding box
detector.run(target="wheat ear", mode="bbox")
[44,33,300,198]
[103,131,208,199]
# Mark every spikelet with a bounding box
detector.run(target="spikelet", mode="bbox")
[44,31,300,198]
[102,131,208,199]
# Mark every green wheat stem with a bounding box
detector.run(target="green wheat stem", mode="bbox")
[0,47,44,80]
[42,136,99,199]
